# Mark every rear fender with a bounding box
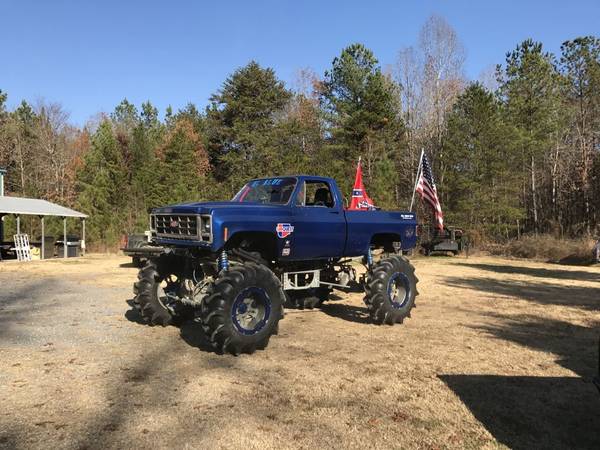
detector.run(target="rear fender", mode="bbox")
[370,233,403,253]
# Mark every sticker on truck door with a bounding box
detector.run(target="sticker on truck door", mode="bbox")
[276,223,294,238]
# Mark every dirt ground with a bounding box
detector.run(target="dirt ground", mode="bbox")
[0,254,598,449]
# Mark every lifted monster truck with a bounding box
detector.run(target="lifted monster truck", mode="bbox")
[132,175,419,355]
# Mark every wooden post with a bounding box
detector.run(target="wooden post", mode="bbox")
[40,216,45,260]
[16,215,20,235]
[63,217,67,258]
[81,218,86,257]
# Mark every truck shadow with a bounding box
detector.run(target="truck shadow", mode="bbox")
[123,299,146,324]
[123,298,215,353]
[455,262,600,283]
[439,374,600,450]
[178,320,217,353]
[319,303,371,324]
[443,275,600,311]
[440,312,600,449]
[119,261,138,268]
[472,313,599,378]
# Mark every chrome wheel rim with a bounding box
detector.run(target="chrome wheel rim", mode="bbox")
[387,272,410,309]
[231,287,271,335]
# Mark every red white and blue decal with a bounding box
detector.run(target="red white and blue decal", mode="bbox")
[276,223,294,238]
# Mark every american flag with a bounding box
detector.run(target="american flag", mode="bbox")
[416,153,444,230]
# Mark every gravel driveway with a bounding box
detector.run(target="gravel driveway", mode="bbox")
[0,254,599,449]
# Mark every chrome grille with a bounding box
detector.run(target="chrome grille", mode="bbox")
[154,214,199,239]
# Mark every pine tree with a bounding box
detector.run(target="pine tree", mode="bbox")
[498,40,564,233]
[76,120,127,246]
[443,83,523,238]
[155,118,210,205]
[320,44,405,203]
[560,37,600,234]
[129,101,164,228]
[206,61,292,194]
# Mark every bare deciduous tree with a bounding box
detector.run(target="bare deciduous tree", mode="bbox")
[394,14,466,190]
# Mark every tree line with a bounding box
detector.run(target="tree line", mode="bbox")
[0,15,598,247]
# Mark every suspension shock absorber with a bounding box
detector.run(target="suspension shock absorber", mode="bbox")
[366,247,373,269]
[218,249,229,271]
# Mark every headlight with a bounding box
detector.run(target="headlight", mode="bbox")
[200,215,212,242]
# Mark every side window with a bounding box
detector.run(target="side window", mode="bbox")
[304,181,334,208]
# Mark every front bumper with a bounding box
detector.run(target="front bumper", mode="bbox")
[121,245,165,257]
[154,238,213,249]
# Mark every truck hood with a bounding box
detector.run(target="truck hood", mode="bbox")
[152,201,285,215]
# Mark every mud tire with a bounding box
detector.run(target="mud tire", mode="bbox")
[363,255,418,325]
[199,263,284,355]
[133,254,195,326]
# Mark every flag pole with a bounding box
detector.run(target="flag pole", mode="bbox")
[410,149,424,211]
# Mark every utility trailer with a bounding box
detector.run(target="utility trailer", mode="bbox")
[419,225,465,256]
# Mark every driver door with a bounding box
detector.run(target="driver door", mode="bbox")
[289,179,346,260]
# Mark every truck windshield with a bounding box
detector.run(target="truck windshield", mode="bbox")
[232,177,297,204]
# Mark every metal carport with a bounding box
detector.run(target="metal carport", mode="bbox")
[0,196,88,260]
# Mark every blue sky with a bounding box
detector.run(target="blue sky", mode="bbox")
[2,0,599,125]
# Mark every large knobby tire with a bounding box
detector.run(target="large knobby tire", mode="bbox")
[364,255,418,325]
[132,256,144,267]
[133,255,194,326]
[200,262,284,355]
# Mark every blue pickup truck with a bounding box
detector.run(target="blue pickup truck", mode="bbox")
[133,175,419,354]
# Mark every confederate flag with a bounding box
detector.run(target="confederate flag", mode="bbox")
[348,158,375,210]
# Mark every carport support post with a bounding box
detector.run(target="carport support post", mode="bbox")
[16,214,20,235]
[81,218,86,257]
[40,216,45,260]
[63,217,67,259]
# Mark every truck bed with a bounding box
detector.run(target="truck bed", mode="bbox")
[344,210,417,256]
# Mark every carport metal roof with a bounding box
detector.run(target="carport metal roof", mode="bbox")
[0,196,87,218]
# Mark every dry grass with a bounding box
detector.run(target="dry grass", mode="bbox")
[0,254,599,449]
[483,234,596,264]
